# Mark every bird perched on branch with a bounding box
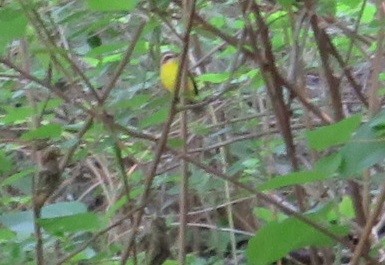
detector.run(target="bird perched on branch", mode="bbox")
[160,52,198,102]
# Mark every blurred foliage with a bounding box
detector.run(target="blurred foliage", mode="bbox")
[0,0,383,264]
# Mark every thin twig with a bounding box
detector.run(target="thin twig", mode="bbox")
[178,0,196,262]
[350,183,385,264]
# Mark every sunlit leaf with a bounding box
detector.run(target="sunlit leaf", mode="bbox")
[361,4,376,23]
[209,16,226,28]
[327,196,355,222]
[338,197,355,219]
[253,207,287,222]
[340,0,360,8]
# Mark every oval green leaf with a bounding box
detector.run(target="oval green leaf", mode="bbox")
[87,0,139,11]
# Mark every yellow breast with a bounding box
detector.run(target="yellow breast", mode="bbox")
[160,59,179,93]
[160,58,197,100]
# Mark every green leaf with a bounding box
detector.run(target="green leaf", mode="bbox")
[258,154,341,192]
[306,114,361,151]
[276,0,295,9]
[317,0,337,17]
[0,211,34,238]
[327,196,355,221]
[86,42,127,57]
[107,196,128,218]
[113,94,151,110]
[41,201,88,218]
[338,196,355,218]
[258,170,329,191]
[0,151,13,174]
[39,98,64,111]
[314,153,342,175]
[246,216,348,265]
[0,228,16,242]
[197,72,230,84]
[163,260,179,265]
[168,138,184,149]
[253,207,287,222]
[340,0,360,8]
[39,212,103,235]
[73,248,97,262]
[3,106,33,124]
[152,0,172,10]
[0,8,28,53]
[0,202,88,237]
[361,4,376,24]
[267,11,290,27]
[340,110,385,176]
[209,16,226,28]
[20,123,63,140]
[140,107,168,128]
[1,169,34,187]
[87,0,139,11]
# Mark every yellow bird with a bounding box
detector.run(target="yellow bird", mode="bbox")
[160,52,198,102]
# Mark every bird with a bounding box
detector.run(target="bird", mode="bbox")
[160,52,198,102]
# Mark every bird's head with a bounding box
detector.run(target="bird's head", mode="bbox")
[161,52,178,65]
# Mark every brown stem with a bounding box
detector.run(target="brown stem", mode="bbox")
[120,2,197,263]
[309,14,344,121]
[246,0,306,211]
